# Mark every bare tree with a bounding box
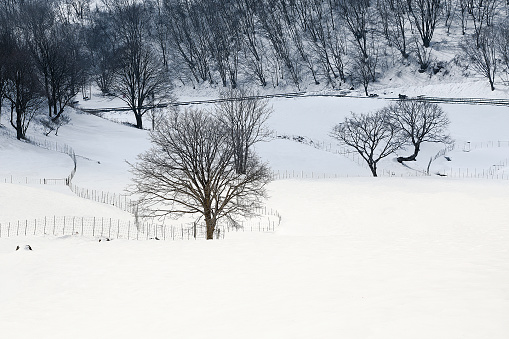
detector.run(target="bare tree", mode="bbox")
[130,108,271,240]
[256,0,301,88]
[40,113,71,136]
[202,0,242,88]
[214,89,273,175]
[413,37,434,72]
[407,0,441,48]
[163,0,213,85]
[467,0,500,47]
[331,108,402,177]
[337,0,374,60]
[86,7,120,95]
[108,1,171,129]
[113,45,169,129]
[388,100,451,163]
[497,20,509,83]
[462,27,498,91]
[237,0,269,87]
[458,0,469,35]
[3,39,45,140]
[21,0,86,119]
[0,33,7,124]
[442,0,455,34]
[376,0,410,58]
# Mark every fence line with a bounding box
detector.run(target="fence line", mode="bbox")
[274,133,369,168]
[462,140,509,151]
[0,215,279,241]
[270,167,509,180]
[67,182,138,214]
[0,128,77,185]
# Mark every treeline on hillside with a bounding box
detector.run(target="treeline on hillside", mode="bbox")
[1,0,509,136]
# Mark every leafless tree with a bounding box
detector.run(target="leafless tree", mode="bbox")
[40,112,71,136]
[3,39,45,140]
[376,0,410,58]
[295,0,346,87]
[0,33,7,124]
[467,0,500,47]
[337,0,374,60]
[86,7,120,95]
[202,0,242,88]
[458,0,471,35]
[331,108,402,177]
[130,108,271,240]
[113,45,169,129]
[387,100,451,162]
[237,0,268,87]
[462,27,498,91]
[496,20,509,83]
[108,0,171,129]
[214,89,273,175]
[21,0,86,119]
[163,0,213,85]
[407,0,441,48]
[413,37,434,72]
[256,0,301,88]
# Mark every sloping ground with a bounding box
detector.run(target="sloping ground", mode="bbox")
[0,178,508,338]
[1,85,509,338]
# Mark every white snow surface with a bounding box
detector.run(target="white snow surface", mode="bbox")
[1,80,509,338]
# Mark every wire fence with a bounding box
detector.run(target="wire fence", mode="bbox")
[67,182,138,214]
[435,167,509,179]
[0,128,77,185]
[1,176,68,185]
[462,140,509,151]
[0,214,280,241]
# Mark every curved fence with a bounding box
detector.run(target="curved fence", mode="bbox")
[0,127,77,185]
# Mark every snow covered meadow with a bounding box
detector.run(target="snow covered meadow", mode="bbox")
[1,83,509,338]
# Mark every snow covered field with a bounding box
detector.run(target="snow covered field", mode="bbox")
[1,88,509,338]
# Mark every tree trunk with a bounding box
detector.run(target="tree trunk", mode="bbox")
[135,112,143,129]
[369,162,377,177]
[16,107,23,140]
[205,215,215,240]
[397,143,420,163]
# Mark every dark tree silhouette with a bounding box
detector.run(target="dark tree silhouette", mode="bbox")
[388,100,451,163]
[331,108,402,177]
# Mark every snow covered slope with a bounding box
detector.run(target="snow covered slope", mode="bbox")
[1,88,509,338]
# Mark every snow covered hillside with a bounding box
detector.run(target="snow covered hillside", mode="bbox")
[1,88,509,338]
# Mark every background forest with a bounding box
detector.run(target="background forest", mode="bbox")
[1,0,509,134]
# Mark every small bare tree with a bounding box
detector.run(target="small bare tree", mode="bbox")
[40,113,71,136]
[331,108,402,177]
[413,37,434,73]
[388,100,451,163]
[130,108,271,240]
[214,89,272,175]
[462,28,498,91]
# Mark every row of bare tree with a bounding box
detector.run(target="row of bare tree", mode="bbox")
[1,0,509,137]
